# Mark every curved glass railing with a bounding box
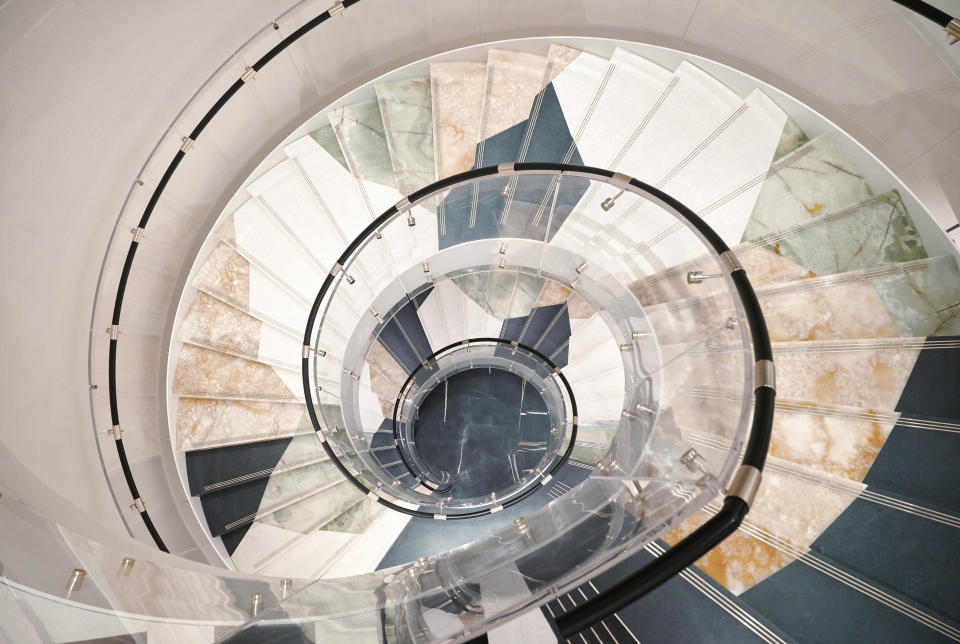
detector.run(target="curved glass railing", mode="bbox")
[70,0,956,640]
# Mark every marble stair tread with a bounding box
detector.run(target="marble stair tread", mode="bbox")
[216,197,326,303]
[186,434,330,497]
[609,91,791,276]
[739,524,960,643]
[496,45,609,241]
[548,47,673,254]
[553,60,743,256]
[245,158,350,272]
[256,478,364,535]
[175,397,312,451]
[327,98,396,189]
[475,49,548,165]
[644,256,959,346]
[173,344,301,401]
[632,190,928,307]
[430,60,486,179]
[201,459,344,537]
[282,131,394,294]
[376,77,435,195]
[416,278,504,350]
[741,132,873,242]
[191,242,311,338]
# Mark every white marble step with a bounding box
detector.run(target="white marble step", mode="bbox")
[431,60,486,179]
[606,88,790,280]
[285,131,439,297]
[555,58,742,254]
[520,44,610,163]
[191,242,359,346]
[567,47,674,167]
[218,197,327,304]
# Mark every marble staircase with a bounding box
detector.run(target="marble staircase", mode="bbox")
[165,43,960,643]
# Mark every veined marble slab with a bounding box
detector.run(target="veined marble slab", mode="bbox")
[871,255,960,337]
[453,271,544,320]
[178,291,262,357]
[664,509,796,596]
[173,344,297,399]
[377,77,434,195]
[252,460,344,520]
[175,398,310,451]
[431,61,485,179]
[192,242,252,308]
[773,344,919,413]
[309,124,349,171]
[741,132,873,242]
[768,405,897,483]
[321,497,384,534]
[260,479,361,534]
[328,98,396,189]
[755,191,927,276]
[367,340,409,416]
[478,49,548,146]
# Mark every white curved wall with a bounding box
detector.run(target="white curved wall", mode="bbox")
[1,0,958,554]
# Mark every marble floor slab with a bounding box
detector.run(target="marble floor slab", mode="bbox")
[377,77,434,195]
[741,132,873,242]
[178,291,262,357]
[478,49,547,146]
[608,90,789,275]
[871,255,960,337]
[175,398,310,451]
[173,345,297,399]
[260,479,361,534]
[327,98,396,189]
[431,61,486,179]
[663,509,796,596]
[224,197,326,301]
[754,190,928,277]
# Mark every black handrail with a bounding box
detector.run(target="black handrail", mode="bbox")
[890,0,954,27]
[103,0,363,552]
[388,337,580,498]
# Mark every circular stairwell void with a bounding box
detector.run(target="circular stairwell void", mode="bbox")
[149,36,960,643]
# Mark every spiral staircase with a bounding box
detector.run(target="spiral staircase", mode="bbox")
[2,2,960,644]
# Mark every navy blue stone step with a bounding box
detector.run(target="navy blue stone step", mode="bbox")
[740,545,960,643]
[185,437,294,497]
[545,541,797,644]
[865,413,960,515]
[808,496,960,624]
